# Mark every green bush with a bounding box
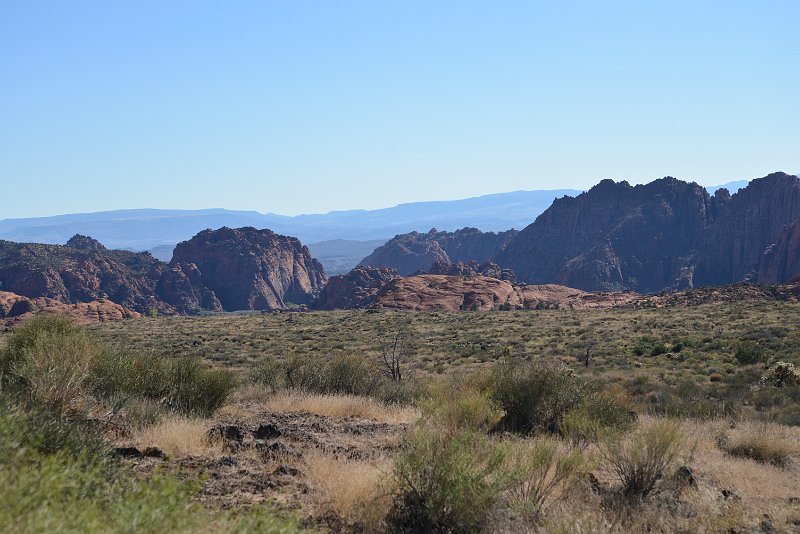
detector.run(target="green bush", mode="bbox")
[490,360,585,434]
[389,426,507,533]
[717,430,795,468]
[168,357,237,417]
[1,316,100,412]
[254,354,377,397]
[734,341,768,365]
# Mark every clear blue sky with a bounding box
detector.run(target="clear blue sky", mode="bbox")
[2,1,798,218]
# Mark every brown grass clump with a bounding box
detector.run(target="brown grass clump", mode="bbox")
[236,387,418,424]
[717,423,798,468]
[128,417,221,457]
[303,450,391,530]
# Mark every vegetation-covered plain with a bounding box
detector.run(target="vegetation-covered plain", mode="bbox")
[1,300,799,532]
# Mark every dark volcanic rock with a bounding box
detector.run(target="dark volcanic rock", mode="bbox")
[359,227,518,276]
[314,265,400,310]
[171,227,327,311]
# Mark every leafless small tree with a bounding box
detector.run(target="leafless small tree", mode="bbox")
[380,331,407,381]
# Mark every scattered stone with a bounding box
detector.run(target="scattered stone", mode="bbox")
[273,464,300,477]
[675,466,697,489]
[789,497,800,505]
[141,447,167,459]
[257,441,301,459]
[209,424,244,449]
[254,423,282,440]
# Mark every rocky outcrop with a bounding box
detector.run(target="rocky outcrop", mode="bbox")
[497,177,716,292]
[497,172,800,292]
[359,227,518,276]
[366,274,639,311]
[315,265,400,310]
[0,290,141,326]
[171,227,327,311]
[0,227,327,314]
[0,239,173,314]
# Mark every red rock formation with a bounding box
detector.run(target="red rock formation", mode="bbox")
[0,290,141,326]
[365,274,639,311]
[171,227,327,311]
[315,265,400,310]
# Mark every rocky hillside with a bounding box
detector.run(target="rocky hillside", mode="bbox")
[0,235,175,314]
[171,227,326,311]
[498,172,800,292]
[315,265,400,310]
[359,227,518,276]
[0,228,327,314]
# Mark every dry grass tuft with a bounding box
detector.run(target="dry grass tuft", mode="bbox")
[303,450,391,530]
[718,423,798,468]
[235,387,418,424]
[128,417,221,457]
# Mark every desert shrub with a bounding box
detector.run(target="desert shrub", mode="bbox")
[734,341,768,365]
[647,380,739,420]
[650,342,668,357]
[560,393,634,448]
[254,354,379,397]
[388,426,507,533]
[91,351,235,417]
[504,437,585,519]
[168,357,237,417]
[490,360,585,434]
[374,377,424,405]
[249,355,285,392]
[1,316,100,413]
[602,419,684,500]
[420,376,501,432]
[717,429,795,468]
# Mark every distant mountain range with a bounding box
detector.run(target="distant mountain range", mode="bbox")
[0,179,767,274]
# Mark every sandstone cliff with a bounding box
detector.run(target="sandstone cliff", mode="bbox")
[0,227,327,315]
[359,227,518,276]
[497,172,800,292]
[171,227,327,311]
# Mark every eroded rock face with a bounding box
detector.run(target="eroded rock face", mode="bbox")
[498,173,800,292]
[497,178,716,292]
[427,259,517,282]
[0,227,328,314]
[0,238,173,314]
[315,265,400,310]
[694,173,800,286]
[366,274,639,311]
[0,290,141,326]
[170,227,327,311]
[359,227,518,276]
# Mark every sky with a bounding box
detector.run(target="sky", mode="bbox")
[1,1,799,219]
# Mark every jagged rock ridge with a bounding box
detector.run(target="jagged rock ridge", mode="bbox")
[359,227,518,276]
[0,227,327,314]
[498,172,800,292]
